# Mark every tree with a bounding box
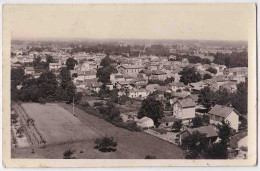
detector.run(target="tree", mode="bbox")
[46,55,54,63]
[94,136,117,152]
[11,68,25,87]
[100,56,116,67]
[231,81,248,115]
[37,71,59,101]
[58,68,76,102]
[66,57,78,70]
[172,120,183,132]
[96,65,117,84]
[202,114,210,125]
[216,120,233,145]
[203,73,212,80]
[182,131,208,159]
[16,126,24,137]
[179,67,201,85]
[206,67,217,74]
[215,88,231,106]
[205,142,228,159]
[198,86,217,111]
[138,96,164,126]
[191,115,204,128]
[106,102,121,121]
[63,149,74,159]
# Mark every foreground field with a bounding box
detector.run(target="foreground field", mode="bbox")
[12,103,184,159]
[21,103,99,145]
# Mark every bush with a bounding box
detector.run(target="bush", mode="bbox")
[112,120,141,132]
[94,136,117,152]
[79,101,90,108]
[63,149,74,159]
[94,101,103,107]
[96,106,108,115]
[38,97,46,104]
[145,155,157,159]
[240,146,248,151]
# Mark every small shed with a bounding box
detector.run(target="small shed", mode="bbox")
[137,117,154,129]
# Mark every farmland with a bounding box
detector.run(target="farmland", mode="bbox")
[12,103,184,159]
[20,103,99,145]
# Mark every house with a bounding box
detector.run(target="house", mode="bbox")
[184,94,199,103]
[179,125,218,145]
[128,89,149,99]
[32,72,41,79]
[49,63,62,71]
[208,105,240,131]
[172,99,196,123]
[150,71,167,81]
[168,82,185,92]
[11,63,22,69]
[131,77,148,88]
[145,84,160,93]
[190,81,207,92]
[159,116,180,128]
[84,70,97,80]
[17,56,34,63]
[110,73,125,85]
[117,65,145,77]
[172,70,181,82]
[24,67,35,75]
[137,117,154,129]
[181,58,189,66]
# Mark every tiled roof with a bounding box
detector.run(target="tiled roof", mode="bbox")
[174,99,196,108]
[25,67,34,71]
[208,104,237,118]
[168,82,185,87]
[187,125,218,138]
[160,116,179,123]
[119,65,145,69]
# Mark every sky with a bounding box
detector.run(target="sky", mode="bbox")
[4,4,254,41]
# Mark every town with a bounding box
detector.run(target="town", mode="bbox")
[10,39,248,159]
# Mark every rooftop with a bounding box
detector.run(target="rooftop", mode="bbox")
[208,104,239,118]
[174,99,196,108]
[186,125,218,138]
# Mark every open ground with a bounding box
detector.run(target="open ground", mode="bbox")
[12,103,184,159]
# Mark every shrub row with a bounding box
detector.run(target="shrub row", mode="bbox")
[76,102,141,132]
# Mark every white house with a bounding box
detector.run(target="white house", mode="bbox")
[128,89,149,99]
[172,99,196,123]
[168,82,185,92]
[208,105,239,132]
[49,63,62,71]
[117,65,145,77]
[24,67,35,75]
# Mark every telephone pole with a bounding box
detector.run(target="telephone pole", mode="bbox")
[73,97,75,116]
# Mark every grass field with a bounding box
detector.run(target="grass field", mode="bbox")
[21,103,99,145]
[12,103,184,159]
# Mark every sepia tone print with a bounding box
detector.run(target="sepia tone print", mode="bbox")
[3,4,257,167]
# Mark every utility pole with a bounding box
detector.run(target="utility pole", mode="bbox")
[73,97,75,116]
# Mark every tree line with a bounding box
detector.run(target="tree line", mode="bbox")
[11,67,80,104]
[198,81,248,115]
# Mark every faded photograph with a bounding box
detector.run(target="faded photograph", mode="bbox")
[6,4,253,162]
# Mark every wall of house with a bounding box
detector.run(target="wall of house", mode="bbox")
[182,107,196,119]
[226,111,239,131]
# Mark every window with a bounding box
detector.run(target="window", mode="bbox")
[166,123,169,126]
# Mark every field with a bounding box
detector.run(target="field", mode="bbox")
[12,103,184,159]
[21,103,99,145]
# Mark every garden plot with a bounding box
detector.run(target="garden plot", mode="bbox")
[21,103,99,145]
